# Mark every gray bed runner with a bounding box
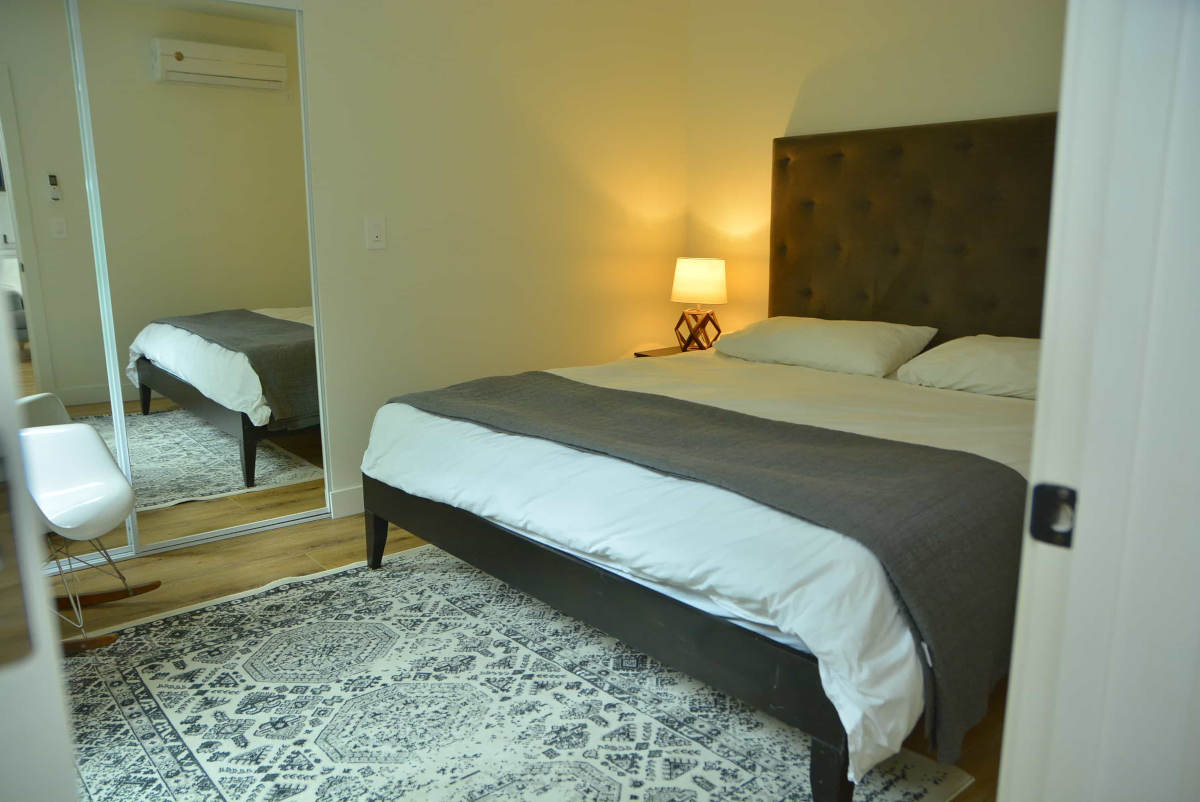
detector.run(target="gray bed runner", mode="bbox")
[393,370,1026,764]
[157,309,318,428]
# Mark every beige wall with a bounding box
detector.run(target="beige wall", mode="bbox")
[302,0,691,512]
[683,0,1067,332]
[3,0,1066,514]
[79,0,310,379]
[304,0,1065,512]
[0,0,104,403]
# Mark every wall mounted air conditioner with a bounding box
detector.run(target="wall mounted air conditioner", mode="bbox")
[151,38,286,90]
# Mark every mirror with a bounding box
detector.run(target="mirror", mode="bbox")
[0,64,129,557]
[74,0,324,549]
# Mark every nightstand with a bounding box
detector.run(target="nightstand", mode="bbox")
[634,346,685,358]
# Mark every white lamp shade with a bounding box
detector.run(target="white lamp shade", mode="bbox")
[670,257,727,305]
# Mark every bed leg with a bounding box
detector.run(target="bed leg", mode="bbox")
[809,739,854,802]
[365,511,388,569]
[139,383,151,415]
[239,430,258,488]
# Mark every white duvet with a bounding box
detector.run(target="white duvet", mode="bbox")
[360,349,1033,780]
[126,307,313,426]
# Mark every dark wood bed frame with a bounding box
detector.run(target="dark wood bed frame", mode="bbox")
[361,114,1056,801]
[136,356,318,488]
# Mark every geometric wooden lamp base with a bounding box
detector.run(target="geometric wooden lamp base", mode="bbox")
[674,308,722,351]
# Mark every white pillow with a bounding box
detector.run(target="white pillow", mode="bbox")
[897,335,1040,399]
[715,316,937,377]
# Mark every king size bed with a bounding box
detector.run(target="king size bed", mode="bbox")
[127,306,320,488]
[359,114,1055,801]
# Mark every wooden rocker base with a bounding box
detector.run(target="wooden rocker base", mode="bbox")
[55,580,162,612]
[61,633,118,655]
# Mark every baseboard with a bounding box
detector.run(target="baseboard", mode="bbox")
[329,484,364,518]
[54,383,136,406]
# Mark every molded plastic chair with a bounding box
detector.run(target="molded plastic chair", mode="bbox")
[17,392,71,428]
[17,393,155,648]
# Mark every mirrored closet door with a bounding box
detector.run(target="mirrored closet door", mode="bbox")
[0,63,130,558]
[70,0,326,554]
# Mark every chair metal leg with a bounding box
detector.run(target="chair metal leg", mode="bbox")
[91,538,131,596]
[49,537,86,635]
[46,536,159,648]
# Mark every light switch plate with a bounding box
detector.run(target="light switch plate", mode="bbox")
[364,216,386,251]
[49,218,67,240]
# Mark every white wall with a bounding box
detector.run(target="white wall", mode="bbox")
[302,0,691,514]
[683,0,1067,332]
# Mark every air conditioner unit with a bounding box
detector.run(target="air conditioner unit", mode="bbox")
[151,38,286,90]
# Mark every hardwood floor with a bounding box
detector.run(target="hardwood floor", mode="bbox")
[906,685,1006,802]
[54,513,1007,800]
[53,514,423,635]
[63,396,326,551]
[17,347,35,395]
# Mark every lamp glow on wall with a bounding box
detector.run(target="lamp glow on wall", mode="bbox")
[670,257,726,350]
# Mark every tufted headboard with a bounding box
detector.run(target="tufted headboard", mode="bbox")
[769,113,1056,345]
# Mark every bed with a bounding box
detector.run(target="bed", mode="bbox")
[126,306,319,488]
[360,113,1055,801]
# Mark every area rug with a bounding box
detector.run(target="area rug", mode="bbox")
[66,546,973,802]
[77,409,323,511]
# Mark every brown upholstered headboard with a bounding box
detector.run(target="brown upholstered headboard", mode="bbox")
[769,113,1055,345]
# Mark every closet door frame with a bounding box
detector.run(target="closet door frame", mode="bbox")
[63,0,329,559]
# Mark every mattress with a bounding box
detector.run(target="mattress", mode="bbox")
[361,349,1034,780]
[126,307,313,426]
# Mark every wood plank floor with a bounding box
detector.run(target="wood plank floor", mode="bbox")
[52,515,422,634]
[55,513,1006,801]
[17,348,36,395]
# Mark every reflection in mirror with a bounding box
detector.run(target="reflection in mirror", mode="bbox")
[0,108,36,407]
[0,145,28,400]
[0,64,129,557]
[78,0,322,548]
[0,452,33,665]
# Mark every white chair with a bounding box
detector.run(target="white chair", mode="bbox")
[17,393,156,649]
[17,392,71,428]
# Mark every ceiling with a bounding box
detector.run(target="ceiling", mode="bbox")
[116,0,295,28]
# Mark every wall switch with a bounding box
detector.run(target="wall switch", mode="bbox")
[49,218,67,240]
[364,216,386,251]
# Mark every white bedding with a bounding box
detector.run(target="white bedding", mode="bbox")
[361,349,1034,780]
[125,307,313,426]
[0,254,22,298]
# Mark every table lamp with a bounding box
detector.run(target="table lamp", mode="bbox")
[671,257,726,350]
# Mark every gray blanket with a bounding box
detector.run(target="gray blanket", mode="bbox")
[393,371,1026,763]
[158,309,318,428]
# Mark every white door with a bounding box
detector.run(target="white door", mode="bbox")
[999,1,1200,800]
[0,304,77,801]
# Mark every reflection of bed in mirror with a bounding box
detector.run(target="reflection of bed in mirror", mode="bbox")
[126,306,319,488]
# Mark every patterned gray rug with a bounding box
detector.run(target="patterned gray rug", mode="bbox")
[78,409,323,511]
[67,546,972,802]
